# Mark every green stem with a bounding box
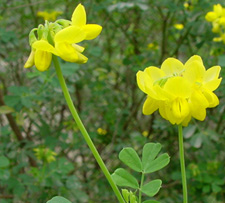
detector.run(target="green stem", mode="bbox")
[178,124,188,203]
[138,172,145,203]
[52,55,125,203]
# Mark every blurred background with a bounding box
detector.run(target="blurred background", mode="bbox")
[0,0,224,202]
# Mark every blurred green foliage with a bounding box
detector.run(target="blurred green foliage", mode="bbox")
[0,0,225,202]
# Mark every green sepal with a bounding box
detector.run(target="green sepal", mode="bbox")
[122,189,129,202]
[111,168,139,189]
[29,28,38,46]
[119,147,142,172]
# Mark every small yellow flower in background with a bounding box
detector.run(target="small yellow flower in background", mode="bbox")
[142,131,148,137]
[174,24,184,30]
[205,4,225,44]
[213,37,222,42]
[147,43,158,50]
[33,147,57,163]
[136,55,222,126]
[97,128,107,135]
[37,11,62,21]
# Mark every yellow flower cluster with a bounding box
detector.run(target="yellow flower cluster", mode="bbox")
[174,24,184,30]
[37,11,62,21]
[33,147,57,163]
[205,4,225,43]
[137,55,222,126]
[24,4,102,72]
[97,128,107,135]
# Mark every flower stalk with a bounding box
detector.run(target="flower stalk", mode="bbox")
[178,124,188,203]
[52,55,125,203]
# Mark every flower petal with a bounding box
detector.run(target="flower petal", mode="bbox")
[184,61,205,84]
[164,77,192,98]
[161,58,185,76]
[71,3,86,27]
[202,89,219,107]
[55,42,78,62]
[204,66,221,82]
[54,26,86,44]
[82,24,102,40]
[32,40,58,55]
[142,96,159,115]
[185,55,203,67]
[34,50,52,71]
[24,50,35,68]
[144,66,165,82]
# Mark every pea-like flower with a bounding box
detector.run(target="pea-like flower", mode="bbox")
[25,39,58,71]
[137,55,222,126]
[54,4,102,63]
[24,3,102,71]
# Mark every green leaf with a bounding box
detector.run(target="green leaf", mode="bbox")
[0,156,10,168]
[142,143,161,171]
[144,153,170,174]
[141,179,162,197]
[111,168,139,189]
[0,105,15,114]
[142,200,160,203]
[119,147,142,172]
[46,196,72,203]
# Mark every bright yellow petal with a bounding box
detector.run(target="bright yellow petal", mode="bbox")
[142,96,159,115]
[34,50,52,71]
[190,103,206,121]
[72,44,85,52]
[82,24,102,40]
[161,58,185,76]
[191,89,209,108]
[164,77,192,98]
[24,50,35,68]
[76,52,88,64]
[55,42,78,62]
[203,66,222,91]
[172,98,190,120]
[202,89,219,107]
[54,26,86,44]
[136,70,155,95]
[182,114,192,127]
[184,55,203,67]
[144,66,165,83]
[32,40,58,55]
[71,3,86,27]
[204,66,221,82]
[184,61,205,84]
[204,78,222,92]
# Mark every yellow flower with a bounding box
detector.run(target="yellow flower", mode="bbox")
[54,3,102,63]
[97,128,107,135]
[174,24,184,30]
[136,55,222,126]
[142,131,148,137]
[205,11,218,22]
[24,39,58,71]
[37,11,62,21]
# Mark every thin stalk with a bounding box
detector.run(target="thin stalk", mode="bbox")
[52,55,125,203]
[178,124,188,203]
[138,172,145,203]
